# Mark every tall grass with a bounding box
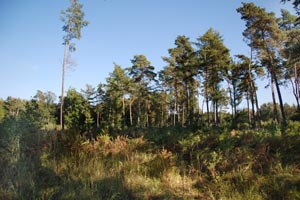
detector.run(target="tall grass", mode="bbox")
[1,123,300,199]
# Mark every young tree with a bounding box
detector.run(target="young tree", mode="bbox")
[60,0,89,131]
[4,97,26,119]
[95,83,106,127]
[32,90,57,128]
[81,84,97,132]
[64,88,89,133]
[105,64,131,129]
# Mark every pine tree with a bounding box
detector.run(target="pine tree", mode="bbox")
[237,2,287,127]
[105,64,131,129]
[128,55,156,127]
[196,28,230,126]
[280,9,300,110]
[60,0,89,131]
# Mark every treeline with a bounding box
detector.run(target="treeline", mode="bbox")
[1,2,300,135]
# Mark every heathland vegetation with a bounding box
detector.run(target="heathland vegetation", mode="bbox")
[1,0,300,199]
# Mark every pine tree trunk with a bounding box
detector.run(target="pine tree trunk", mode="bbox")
[248,46,253,127]
[122,96,125,128]
[174,101,176,126]
[254,88,261,128]
[60,40,69,132]
[129,98,134,126]
[137,98,141,127]
[273,70,287,126]
[206,94,210,125]
[268,52,286,127]
[175,79,180,124]
[248,47,260,127]
[228,82,234,123]
[250,91,255,127]
[294,63,300,110]
[271,77,279,124]
[145,99,149,127]
[182,104,185,126]
[213,101,217,126]
[247,91,251,126]
[97,111,100,127]
[161,98,164,127]
[205,72,210,125]
[297,65,300,110]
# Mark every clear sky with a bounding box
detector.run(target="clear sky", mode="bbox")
[0,0,296,106]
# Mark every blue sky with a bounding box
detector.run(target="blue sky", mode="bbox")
[0,0,296,106]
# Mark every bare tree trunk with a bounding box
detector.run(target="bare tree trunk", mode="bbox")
[161,93,164,127]
[137,98,141,127]
[175,81,180,124]
[271,78,279,124]
[248,47,254,127]
[182,104,185,126]
[228,82,234,122]
[247,91,251,126]
[96,111,100,127]
[254,88,261,127]
[186,87,190,126]
[273,71,287,126]
[122,96,125,128]
[219,104,223,125]
[267,52,286,127]
[291,79,299,107]
[296,64,300,110]
[60,40,69,132]
[204,72,210,125]
[213,101,217,126]
[173,101,176,126]
[146,99,149,127]
[206,94,210,125]
[292,63,300,110]
[129,98,134,126]
[250,91,255,127]
[216,100,219,125]
[161,87,167,127]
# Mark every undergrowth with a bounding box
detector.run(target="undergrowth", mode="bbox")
[1,124,300,199]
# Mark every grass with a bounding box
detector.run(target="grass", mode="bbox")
[1,124,300,199]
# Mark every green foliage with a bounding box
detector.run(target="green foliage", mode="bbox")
[237,2,287,127]
[281,0,300,14]
[0,100,5,122]
[64,88,93,133]
[61,0,89,45]
[1,120,300,199]
[286,121,300,135]
[2,1,300,199]
[196,28,230,126]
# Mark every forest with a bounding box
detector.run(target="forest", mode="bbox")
[1,0,300,199]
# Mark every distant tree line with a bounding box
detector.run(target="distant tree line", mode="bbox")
[1,2,300,136]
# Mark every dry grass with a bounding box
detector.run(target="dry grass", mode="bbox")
[1,128,300,199]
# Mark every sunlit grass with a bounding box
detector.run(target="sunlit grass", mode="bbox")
[1,125,300,199]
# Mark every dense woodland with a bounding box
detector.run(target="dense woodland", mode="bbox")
[1,0,300,199]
